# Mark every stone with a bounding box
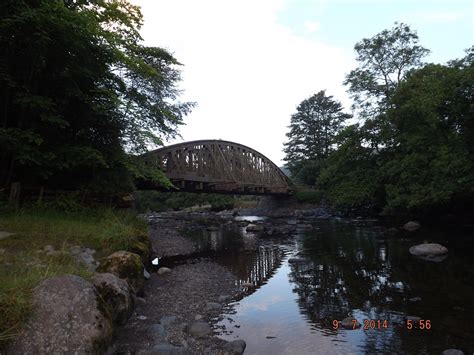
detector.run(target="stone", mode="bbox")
[288,258,307,264]
[76,251,98,271]
[408,296,422,302]
[139,343,191,355]
[186,321,212,337]
[403,221,421,232]
[144,268,151,280]
[92,273,133,325]
[157,267,171,275]
[137,315,148,320]
[7,275,112,354]
[241,282,254,287]
[70,245,82,255]
[43,245,55,252]
[246,223,264,232]
[218,295,231,303]
[0,231,15,240]
[442,350,464,355]
[194,314,204,321]
[160,315,177,327]
[148,323,167,340]
[129,234,152,264]
[409,243,448,257]
[224,339,246,354]
[341,317,360,329]
[296,224,313,230]
[97,251,145,296]
[205,302,222,311]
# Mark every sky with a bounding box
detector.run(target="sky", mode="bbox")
[131,0,473,166]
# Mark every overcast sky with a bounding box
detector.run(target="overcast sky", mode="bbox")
[132,0,473,166]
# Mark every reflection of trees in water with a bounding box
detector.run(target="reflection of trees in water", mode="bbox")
[215,245,285,287]
[288,223,474,353]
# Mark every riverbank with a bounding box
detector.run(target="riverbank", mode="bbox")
[0,207,148,348]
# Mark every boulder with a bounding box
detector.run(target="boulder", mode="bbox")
[7,275,112,354]
[403,221,421,232]
[224,339,246,354]
[409,243,448,257]
[186,321,212,337]
[129,234,152,265]
[92,273,133,325]
[97,251,145,296]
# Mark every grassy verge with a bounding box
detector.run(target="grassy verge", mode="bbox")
[0,206,147,346]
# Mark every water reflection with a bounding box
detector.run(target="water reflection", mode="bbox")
[217,219,474,354]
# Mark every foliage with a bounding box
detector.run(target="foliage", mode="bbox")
[0,206,147,346]
[344,22,429,119]
[283,90,350,185]
[0,0,193,192]
[284,24,473,219]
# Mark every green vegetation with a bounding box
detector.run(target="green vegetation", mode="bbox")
[0,0,193,195]
[284,23,474,218]
[135,191,258,212]
[0,205,147,345]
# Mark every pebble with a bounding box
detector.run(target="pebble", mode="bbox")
[159,315,177,327]
[205,302,222,311]
[442,350,464,355]
[143,268,151,280]
[137,315,148,320]
[409,296,422,302]
[194,314,204,321]
[224,339,247,354]
[157,267,171,275]
[186,321,212,337]
[218,295,231,303]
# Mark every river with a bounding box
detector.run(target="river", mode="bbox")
[177,216,474,354]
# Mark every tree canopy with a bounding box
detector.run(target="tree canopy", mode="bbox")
[283,91,350,185]
[284,23,474,219]
[0,0,193,194]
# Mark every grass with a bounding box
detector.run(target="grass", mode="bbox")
[0,206,148,347]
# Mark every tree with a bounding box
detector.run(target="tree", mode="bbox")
[0,0,193,193]
[381,53,474,215]
[344,22,429,120]
[283,91,350,184]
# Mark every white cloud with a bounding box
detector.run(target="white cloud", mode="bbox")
[304,20,320,32]
[131,0,353,165]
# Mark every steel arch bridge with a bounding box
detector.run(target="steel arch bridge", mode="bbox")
[140,140,290,195]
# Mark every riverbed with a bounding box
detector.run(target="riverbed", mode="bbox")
[114,212,474,354]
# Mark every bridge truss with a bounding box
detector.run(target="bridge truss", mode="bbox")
[141,140,290,195]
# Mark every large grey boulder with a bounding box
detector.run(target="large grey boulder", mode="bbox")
[7,275,112,354]
[97,251,145,295]
[409,243,448,256]
[92,273,133,325]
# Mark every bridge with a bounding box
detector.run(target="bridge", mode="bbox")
[140,140,290,195]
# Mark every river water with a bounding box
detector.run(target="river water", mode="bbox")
[182,216,474,354]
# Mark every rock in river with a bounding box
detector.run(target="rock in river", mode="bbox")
[7,275,113,354]
[403,221,421,232]
[442,349,464,355]
[409,243,448,256]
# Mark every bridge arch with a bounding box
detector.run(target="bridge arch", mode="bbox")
[142,140,290,194]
